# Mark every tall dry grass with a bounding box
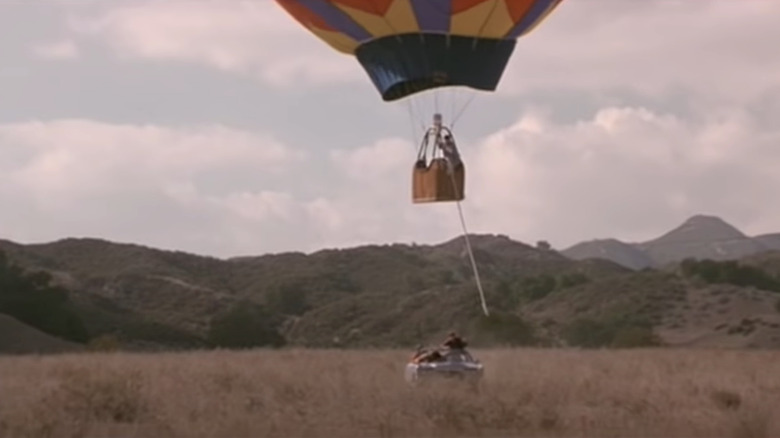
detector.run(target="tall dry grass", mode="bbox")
[1,348,779,437]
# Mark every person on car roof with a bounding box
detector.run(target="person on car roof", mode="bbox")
[442,331,467,350]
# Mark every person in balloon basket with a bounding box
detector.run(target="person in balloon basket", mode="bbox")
[439,134,462,172]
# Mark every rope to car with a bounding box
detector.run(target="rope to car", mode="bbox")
[446,148,490,317]
[405,99,489,317]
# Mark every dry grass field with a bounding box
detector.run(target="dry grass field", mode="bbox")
[1,348,779,438]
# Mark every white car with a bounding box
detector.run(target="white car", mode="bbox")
[404,348,484,387]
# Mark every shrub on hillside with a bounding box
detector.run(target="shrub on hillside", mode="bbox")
[87,334,121,352]
[610,325,663,348]
[266,283,309,316]
[486,272,593,312]
[558,273,590,289]
[207,301,286,349]
[536,240,552,251]
[438,269,457,285]
[680,259,780,292]
[562,316,662,349]
[520,275,556,300]
[561,319,613,348]
[489,280,520,310]
[0,251,89,343]
[472,312,540,347]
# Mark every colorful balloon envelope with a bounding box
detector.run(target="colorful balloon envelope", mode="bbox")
[275,0,565,102]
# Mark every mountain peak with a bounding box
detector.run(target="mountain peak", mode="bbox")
[562,238,653,270]
[561,213,776,270]
[682,214,735,227]
[634,214,767,266]
[649,215,746,245]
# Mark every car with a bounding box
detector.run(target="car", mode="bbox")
[404,347,484,387]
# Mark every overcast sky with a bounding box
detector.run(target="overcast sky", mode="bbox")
[1,0,778,258]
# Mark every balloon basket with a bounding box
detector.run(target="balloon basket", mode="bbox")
[412,158,465,203]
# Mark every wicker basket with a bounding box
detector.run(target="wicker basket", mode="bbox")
[412,158,465,203]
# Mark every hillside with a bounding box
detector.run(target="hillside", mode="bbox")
[562,215,778,270]
[0,313,84,355]
[561,238,652,271]
[2,225,780,352]
[0,235,628,348]
[639,215,767,266]
[756,233,780,251]
[520,262,780,349]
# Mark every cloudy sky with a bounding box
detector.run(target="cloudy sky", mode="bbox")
[1,0,778,258]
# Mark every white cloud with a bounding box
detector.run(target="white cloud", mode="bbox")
[501,0,780,102]
[1,102,778,258]
[330,138,413,182]
[296,102,780,253]
[58,0,780,102]
[219,191,296,222]
[463,105,780,248]
[1,119,301,200]
[3,1,780,257]
[0,118,456,256]
[31,39,79,59]
[65,0,361,87]
[0,119,310,252]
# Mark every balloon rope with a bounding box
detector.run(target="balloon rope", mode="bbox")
[451,93,477,130]
[403,99,420,153]
[455,195,490,317]
[442,134,489,317]
[449,88,458,125]
[406,87,488,316]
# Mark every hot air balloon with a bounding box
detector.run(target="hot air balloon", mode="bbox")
[275,1,565,318]
[275,0,564,203]
[275,0,563,101]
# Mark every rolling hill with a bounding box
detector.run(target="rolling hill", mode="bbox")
[561,238,653,271]
[1,214,779,352]
[561,215,777,269]
[0,314,84,355]
[756,233,780,251]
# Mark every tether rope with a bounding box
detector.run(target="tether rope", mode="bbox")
[444,137,490,317]
[462,210,490,317]
[405,88,490,317]
[429,124,490,317]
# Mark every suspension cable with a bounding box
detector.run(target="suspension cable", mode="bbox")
[445,141,490,317]
[406,94,490,317]
[462,213,490,317]
[451,93,477,130]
